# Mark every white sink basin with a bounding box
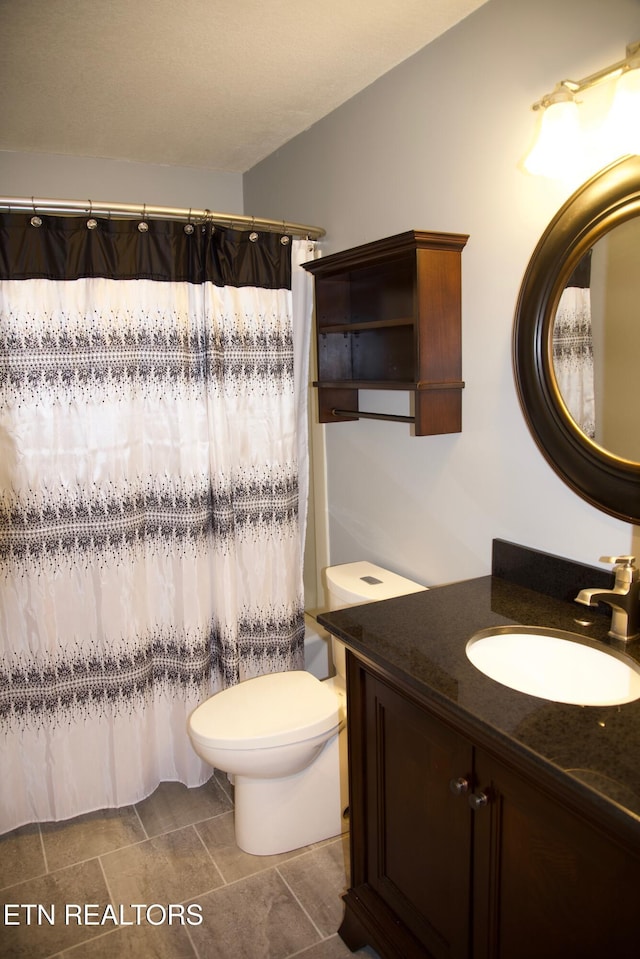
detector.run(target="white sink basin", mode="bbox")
[466,626,640,706]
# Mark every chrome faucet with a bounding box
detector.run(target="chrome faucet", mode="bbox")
[575,555,640,643]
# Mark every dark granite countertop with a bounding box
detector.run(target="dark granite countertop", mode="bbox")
[318,571,640,837]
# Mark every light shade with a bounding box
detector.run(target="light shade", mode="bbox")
[602,66,640,157]
[523,40,640,179]
[523,97,583,178]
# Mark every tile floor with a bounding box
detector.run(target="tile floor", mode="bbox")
[0,773,380,959]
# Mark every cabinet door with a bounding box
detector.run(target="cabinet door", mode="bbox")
[363,672,473,959]
[472,750,640,959]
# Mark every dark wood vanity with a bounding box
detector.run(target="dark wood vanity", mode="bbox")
[318,542,640,959]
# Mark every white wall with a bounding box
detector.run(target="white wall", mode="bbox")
[244,0,640,586]
[0,151,243,213]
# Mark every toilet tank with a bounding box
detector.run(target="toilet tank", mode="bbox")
[324,562,427,677]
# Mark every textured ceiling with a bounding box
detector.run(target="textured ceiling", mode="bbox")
[1,0,488,173]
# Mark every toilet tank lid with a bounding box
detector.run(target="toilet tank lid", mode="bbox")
[325,561,427,604]
[188,671,340,749]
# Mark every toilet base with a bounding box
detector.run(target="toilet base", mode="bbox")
[234,726,349,856]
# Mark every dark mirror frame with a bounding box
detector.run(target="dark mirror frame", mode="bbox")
[513,154,640,525]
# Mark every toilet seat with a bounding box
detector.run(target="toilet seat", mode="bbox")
[188,670,341,750]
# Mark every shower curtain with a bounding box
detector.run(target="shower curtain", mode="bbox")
[0,212,315,832]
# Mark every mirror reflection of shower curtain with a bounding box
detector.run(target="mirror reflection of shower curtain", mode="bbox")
[552,284,595,439]
[0,213,313,832]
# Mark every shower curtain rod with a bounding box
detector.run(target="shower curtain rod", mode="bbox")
[0,195,326,240]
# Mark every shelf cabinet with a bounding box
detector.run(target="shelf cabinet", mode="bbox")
[341,653,640,959]
[302,230,468,435]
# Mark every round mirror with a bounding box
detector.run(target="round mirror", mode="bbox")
[513,155,640,524]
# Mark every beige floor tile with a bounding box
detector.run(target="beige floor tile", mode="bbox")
[295,937,381,959]
[100,824,223,907]
[2,779,369,959]
[0,822,46,889]
[213,768,234,803]
[58,919,198,958]
[134,778,231,837]
[188,867,321,959]
[0,858,111,959]
[40,805,146,872]
[277,836,349,938]
[195,810,313,883]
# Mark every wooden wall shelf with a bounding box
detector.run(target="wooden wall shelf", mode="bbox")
[302,230,469,436]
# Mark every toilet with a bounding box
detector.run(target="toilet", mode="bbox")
[187,561,426,855]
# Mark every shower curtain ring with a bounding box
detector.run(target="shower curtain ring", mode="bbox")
[138,204,149,233]
[184,208,195,235]
[30,197,42,228]
[86,200,98,230]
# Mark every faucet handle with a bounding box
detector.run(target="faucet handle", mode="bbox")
[599,555,636,567]
[600,556,639,586]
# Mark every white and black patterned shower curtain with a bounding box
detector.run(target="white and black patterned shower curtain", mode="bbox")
[0,213,312,832]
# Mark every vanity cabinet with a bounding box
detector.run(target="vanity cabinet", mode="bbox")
[302,231,468,435]
[341,654,640,959]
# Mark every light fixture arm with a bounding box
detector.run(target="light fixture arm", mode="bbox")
[532,40,640,111]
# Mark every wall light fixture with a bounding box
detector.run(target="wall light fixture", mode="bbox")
[524,40,640,178]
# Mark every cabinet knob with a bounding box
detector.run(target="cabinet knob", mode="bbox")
[468,791,489,810]
[449,777,470,796]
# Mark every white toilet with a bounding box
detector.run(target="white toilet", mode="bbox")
[187,561,426,855]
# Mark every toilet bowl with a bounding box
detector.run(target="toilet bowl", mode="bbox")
[187,561,426,855]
